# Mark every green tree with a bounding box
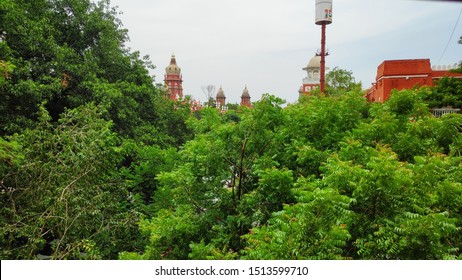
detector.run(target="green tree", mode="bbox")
[0,0,175,142]
[348,88,461,162]
[241,177,353,260]
[0,104,143,259]
[332,141,461,259]
[0,0,199,260]
[326,67,362,94]
[424,77,462,108]
[278,90,368,178]
[122,95,293,259]
[117,87,462,260]
[242,89,461,260]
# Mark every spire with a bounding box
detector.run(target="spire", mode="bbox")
[170,52,177,65]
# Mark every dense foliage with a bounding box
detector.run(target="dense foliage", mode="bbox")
[117,89,461,260]
[0,0,189,259]
[424,77,462,108]
[1,0,461,260]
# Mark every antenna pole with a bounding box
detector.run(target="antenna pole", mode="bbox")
[320,23,326,94]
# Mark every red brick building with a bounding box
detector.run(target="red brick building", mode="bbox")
[365,59,462,103]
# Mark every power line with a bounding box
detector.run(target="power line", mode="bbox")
[437,8,462,65]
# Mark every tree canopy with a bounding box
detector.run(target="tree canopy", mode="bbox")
[120,88,462,261]
[325,67,362,94]
[1,0,461,260]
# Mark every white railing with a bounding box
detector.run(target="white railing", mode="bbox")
[431,107,461,118]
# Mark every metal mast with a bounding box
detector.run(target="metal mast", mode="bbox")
[315,0,332,94]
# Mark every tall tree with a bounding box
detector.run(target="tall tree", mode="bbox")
[1,0,164,137]
[325,67,362,94]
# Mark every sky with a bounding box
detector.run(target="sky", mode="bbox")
[109,0,462,104]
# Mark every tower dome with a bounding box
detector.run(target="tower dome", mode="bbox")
[305,55,321,69]
[216,86,225,98]
[241,86,250,98]
[166,54,181,74]
[216,86,226,110]
[240,86,251,108]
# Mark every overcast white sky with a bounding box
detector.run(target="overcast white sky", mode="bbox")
[110,0,462,104]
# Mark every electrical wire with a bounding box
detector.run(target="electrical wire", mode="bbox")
[437,8,462,65]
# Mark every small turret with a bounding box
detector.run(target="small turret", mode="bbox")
[216,86,226,109]
[240,86,251,107]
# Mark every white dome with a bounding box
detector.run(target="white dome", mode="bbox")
[306,55,321,69]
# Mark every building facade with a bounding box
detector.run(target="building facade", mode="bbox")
[365,59,462,103]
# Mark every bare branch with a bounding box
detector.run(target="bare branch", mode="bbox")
[201,85,216,102]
